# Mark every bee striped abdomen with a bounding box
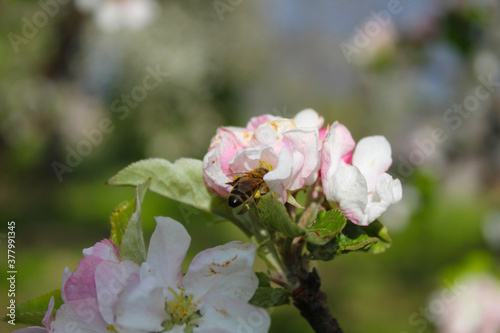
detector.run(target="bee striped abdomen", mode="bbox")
[228,180,257,208]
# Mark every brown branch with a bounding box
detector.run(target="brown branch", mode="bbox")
[291,268,343,333]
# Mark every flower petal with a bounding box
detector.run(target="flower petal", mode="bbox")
[63,255,104,302]
[329,166,369,225]
[95,260,140,325]
[283,128,320,187]
[321,122,356,199]
[293,108,324,129]
[12,328,48,333]
[41,296,55,329]
[352,136,392,193]
[82,239,120,262]
[252,119,296,151]
[246,114,279,131]
[194,298,270,333]
[60,267,72,303]
[264,144,295,203]
[229,146,279,174]
[50,299,108,333]
[113,275,166,333]
[365,173,403,224]
[146,217,190,288]
[183,241,258,310]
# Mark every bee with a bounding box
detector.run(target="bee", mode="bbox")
[226,168,269,208]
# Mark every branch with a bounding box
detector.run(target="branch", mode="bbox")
[292,268,343,333]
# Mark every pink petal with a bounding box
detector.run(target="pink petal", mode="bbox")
[146,217,190,288]
[41,296,55,329]
[60,267,71,303]
[12,329,47,333]
[246,114,279,131]
[352,136,392,193]
[183,241,258,311]
[283,128,320,187]
[203,148,232,197]
[63,255,104,302]
[321,122,356,194]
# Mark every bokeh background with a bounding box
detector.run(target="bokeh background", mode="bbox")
[1,0,500,332]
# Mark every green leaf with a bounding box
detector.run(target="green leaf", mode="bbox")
[255,272,271,288]
[110,199,135,247]
[362,220,392,254]
[249,287,291,308]
[255,194,304,238]
[305,209,346,245]
[309,221,380,261]
[106,158,218,213]
[3,290,62,326]
[119,179,150,264]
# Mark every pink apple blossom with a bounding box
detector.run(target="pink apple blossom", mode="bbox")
[203,109,324,203]
[321,122,402,226]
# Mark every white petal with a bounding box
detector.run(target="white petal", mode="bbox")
[352,136,392,193]
[183,242,258,311]
[113,276,166,332]
[95,260,140,325]
[147,217,190,288]
[293,108,324,129]
[329,166,369,225]
[82,239,120,262]
[60,267,71,303]
[229,146,279,174]
[195,298,270,333]
[252,119,296,150]
[12,328,48,333]
[264,144,295,203]
[51,299,108,333]
[365,174,403,224]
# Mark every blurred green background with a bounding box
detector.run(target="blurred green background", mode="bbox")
[1,0,500,332]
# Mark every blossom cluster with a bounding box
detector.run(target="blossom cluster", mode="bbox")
[203,109,402,226]
[16,217,269,333]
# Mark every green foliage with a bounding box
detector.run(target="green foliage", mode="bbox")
[308,220,392,261]
[107,158,218,213]
[3,290,62,326]
[305,209,346,245]
[249,287,291,308]
[255,194,304,238]
[110,199,135,246]
[119,179,149,264]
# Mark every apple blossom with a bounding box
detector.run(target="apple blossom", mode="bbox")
[12,297,54,333]
[17,218,269,333]
[203,109,324,204]
[321,122,402,226]
[434,274,500,333]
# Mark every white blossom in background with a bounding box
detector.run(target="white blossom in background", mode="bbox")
[75,0,158,33]
[433,274,500,333]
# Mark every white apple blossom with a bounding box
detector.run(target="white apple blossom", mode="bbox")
[321,122,402,226]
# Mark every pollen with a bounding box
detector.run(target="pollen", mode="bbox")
[165,287,201,326]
